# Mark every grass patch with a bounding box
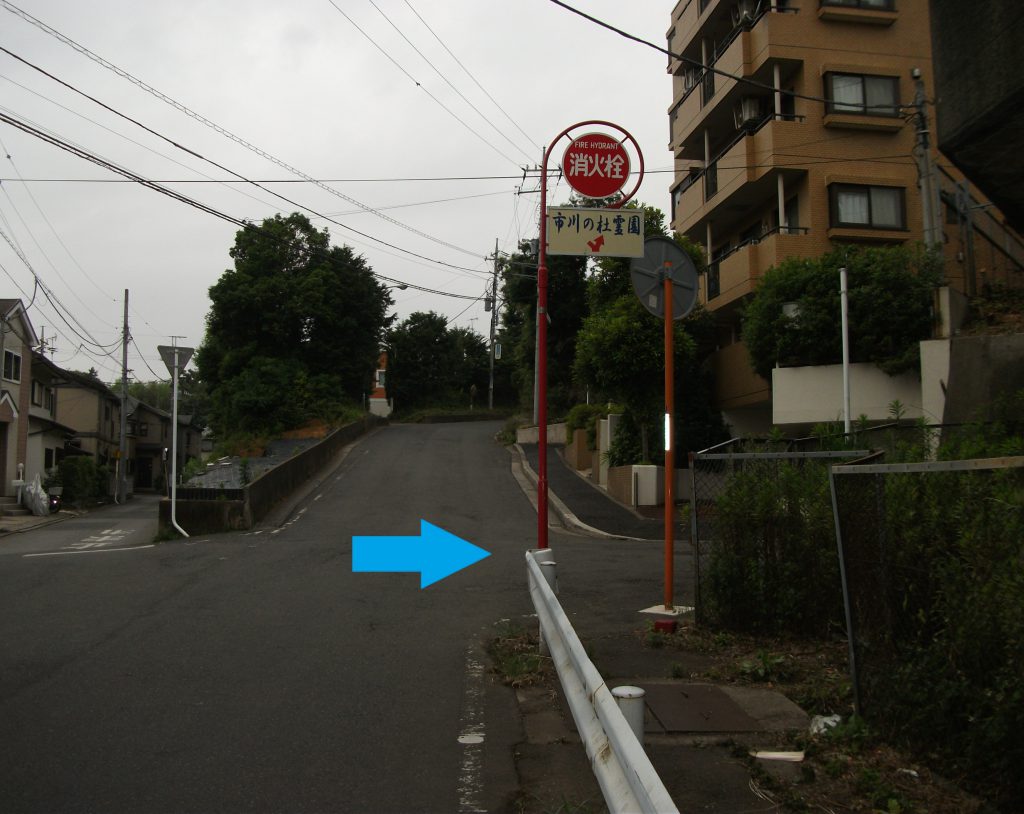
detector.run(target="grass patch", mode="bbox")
[487,623,549,688]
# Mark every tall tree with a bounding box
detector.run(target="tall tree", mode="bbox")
[196,213,392,435]
[385,312,488,413]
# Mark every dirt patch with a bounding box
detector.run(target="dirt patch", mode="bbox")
[643,622,994,813]
[281,419,331,440]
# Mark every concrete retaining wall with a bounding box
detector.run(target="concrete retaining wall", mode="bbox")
[162,415,380,536]
[516,422,567,445]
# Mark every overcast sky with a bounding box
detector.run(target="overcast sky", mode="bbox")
[0,1,673,386]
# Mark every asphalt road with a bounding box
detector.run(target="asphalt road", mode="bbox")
[0,422,542,813]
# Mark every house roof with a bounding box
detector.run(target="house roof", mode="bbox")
[1,299,39,348]
[34,352,120,400]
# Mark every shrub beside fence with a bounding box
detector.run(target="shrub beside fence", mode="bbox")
[830,455,1024,809]
[688,446,868,633]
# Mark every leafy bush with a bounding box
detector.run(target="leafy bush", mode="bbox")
[705,459,843,636]
[857,433,1024,809]
[565,403,612,451]
[743,245,941,380]
[58,457,109,506]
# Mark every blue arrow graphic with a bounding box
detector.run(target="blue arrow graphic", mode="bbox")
[352,520,491,589]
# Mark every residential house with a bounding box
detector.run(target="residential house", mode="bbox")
[28,353,77,484]
[127,397,201,491]
[667,0,1024,434]
[0,298,37,498]
[50,365,123,488]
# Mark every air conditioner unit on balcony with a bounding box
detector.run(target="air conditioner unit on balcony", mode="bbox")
[683,67,700,91]
[733,96,763,130]
[731,0,759,26]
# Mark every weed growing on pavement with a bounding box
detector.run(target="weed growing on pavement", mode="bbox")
[487,623,549,687]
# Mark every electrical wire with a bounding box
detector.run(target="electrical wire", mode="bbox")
[403,0,537,152]
[364,0,535,163]
[0,110,486,303]
[0,2,490,260]
[0,47,490,268]
[548,0,917,115]
[324,0,522,169]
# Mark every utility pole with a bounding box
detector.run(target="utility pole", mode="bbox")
[488,238,499,410]
[118,289,129,503]
[911,68,943,250]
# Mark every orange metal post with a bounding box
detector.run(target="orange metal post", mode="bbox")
[663,273,674,610]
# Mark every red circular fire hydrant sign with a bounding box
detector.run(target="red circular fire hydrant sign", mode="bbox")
[561,132,630,198]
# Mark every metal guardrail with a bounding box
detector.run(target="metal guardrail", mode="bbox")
[526,550,679,814]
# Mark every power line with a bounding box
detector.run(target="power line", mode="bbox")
[324,0,522,169]
[1,109,486,303]
[364,0,535,163]
[0,46,491,268]
[548,0,913,114]
[0,2,489,260]
[403,0,538,152]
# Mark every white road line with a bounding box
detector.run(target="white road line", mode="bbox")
[23,545,156,558]
[456,645,487,814]
[313,494,323,502]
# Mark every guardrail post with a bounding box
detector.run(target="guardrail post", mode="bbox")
[612,686,646,746]
[529,549,556,654]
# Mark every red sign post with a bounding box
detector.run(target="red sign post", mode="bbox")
[535,122,643,550]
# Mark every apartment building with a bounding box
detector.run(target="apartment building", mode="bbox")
[667,0,1023,434]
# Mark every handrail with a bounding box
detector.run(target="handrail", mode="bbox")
[526,551,679,814]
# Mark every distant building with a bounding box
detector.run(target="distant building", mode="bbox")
[368,351,392,417]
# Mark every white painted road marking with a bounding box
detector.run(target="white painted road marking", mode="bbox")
[456,645,487,813]
[23,545,156,558]
[67,528,135,550]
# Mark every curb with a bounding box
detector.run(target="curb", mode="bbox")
[512,444,657,542]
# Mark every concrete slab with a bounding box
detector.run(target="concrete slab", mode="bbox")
[637,682,762,734]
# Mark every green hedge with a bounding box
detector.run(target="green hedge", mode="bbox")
[58,457,109,506]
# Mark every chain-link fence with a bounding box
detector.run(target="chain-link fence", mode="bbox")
[830,455,1024,715]
[830,455,1024,807]
[688,443,868,629]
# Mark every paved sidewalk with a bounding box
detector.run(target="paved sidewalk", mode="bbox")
[511,443,812,813]
[517,443,689,541]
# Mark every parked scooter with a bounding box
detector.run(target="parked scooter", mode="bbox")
[47,486,63,514]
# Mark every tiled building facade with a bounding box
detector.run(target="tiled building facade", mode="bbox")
[667,0,1024,433]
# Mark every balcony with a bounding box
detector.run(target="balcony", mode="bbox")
[704,227,812,309]
[675,117,808,237]
[670,8,804,156]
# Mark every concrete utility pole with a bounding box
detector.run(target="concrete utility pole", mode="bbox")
[488,238,499,410]
[911,68,943,249]
[118,289,129,503]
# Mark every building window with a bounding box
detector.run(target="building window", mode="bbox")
[32,381,43,406]
[44,448,55,470]
[826,73,899,116]
[707,263,721,300]
[45,387,55,414]
[3,350,21,382]
[139,422,149,438]
[821,0,894,8]
[830,184,906,229]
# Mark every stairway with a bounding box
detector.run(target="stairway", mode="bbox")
[0,496,31,517]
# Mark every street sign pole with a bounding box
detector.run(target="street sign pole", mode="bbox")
[630,238,699,613]
[158,343,194,538]
[170,347,186,538]
[537,143,550,549]
[535,121,644,551]
[663,272,675,610]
